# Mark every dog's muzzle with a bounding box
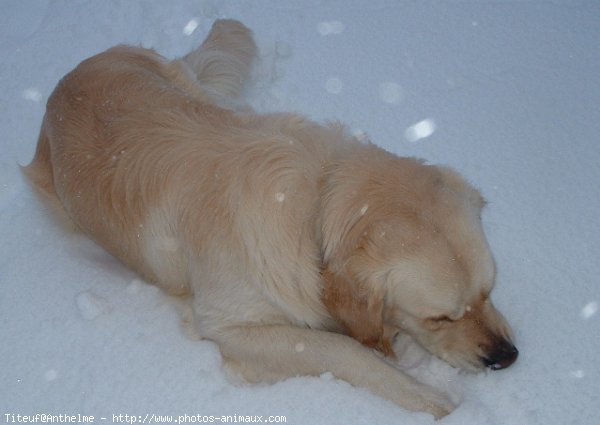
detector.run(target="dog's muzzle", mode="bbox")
[482,341,519,370]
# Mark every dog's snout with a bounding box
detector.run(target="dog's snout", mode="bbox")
[483,341,518,370]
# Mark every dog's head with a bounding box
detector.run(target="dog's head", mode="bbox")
[321,148,517,371]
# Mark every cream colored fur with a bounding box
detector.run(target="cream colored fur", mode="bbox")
[23,20,518,419]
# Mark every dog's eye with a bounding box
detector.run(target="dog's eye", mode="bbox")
[431,315,453,323]
[424,315,454,328]
[392,330,401,344]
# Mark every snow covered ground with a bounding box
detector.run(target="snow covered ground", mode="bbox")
[1,1,599,424]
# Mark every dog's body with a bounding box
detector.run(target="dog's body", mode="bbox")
[24,20,517,419]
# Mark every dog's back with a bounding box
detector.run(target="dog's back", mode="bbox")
[22,22,334,315]
[23,25,257,294]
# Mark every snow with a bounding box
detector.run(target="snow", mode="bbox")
[405,119,437,143]
[378,81,404,104]
[325,77,343,95]
[1,1,599,424]
[75,291,111,321]
[182,19,200,37]
[580,301,598,320]
[22,88,43,103]
[317,21,345,36]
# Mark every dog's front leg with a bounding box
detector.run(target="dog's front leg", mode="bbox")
[212,325,454,419]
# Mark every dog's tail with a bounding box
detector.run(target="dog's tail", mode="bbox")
[183,19,257,101]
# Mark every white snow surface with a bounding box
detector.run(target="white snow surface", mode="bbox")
[2,1,600,424]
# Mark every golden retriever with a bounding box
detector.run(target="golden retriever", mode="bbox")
[23,20,517,419]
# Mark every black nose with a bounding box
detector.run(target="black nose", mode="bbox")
[483,342,518,370]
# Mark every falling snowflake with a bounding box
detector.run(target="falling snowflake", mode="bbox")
[183,19,199,36]
[317,20,345,36]
[352,128,370,144]
[378,82,403,104]
[325,77,343,94]
[405,119,436,142]
[580,301,598,320]
[22,88,42,102]
[75,291,109,320]
[569,370,585,379]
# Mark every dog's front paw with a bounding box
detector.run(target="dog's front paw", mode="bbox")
[421,391,455,420]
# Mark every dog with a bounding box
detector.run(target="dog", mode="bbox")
[23,20,517,419]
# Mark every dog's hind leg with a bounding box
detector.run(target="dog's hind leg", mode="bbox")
[183,19,257,101]
[22,121,56,201]
[21,121,77,231]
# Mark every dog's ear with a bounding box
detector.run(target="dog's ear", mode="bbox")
[319,161,394,356]
[322,266,394,357]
